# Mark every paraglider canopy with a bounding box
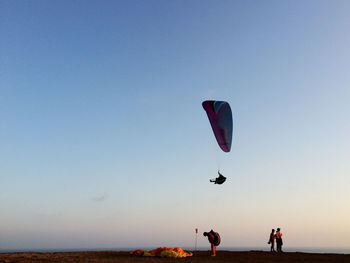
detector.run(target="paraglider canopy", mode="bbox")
[202,100,233,152]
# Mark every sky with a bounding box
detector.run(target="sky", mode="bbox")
[1,0,350,250]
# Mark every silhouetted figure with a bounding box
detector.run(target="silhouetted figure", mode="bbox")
[210,171,226,184]
[203,230,220,256]
[267,229,276,252]
[276,228,283,252]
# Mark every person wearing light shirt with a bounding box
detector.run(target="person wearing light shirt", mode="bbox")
[276,228,283,252]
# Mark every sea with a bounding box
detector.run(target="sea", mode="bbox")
[1,247,350,254]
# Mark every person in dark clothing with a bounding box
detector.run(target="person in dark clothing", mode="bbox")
[203,230,220,256]
[276,228,283,252]
[267,229,276,252]
[210,171,226,184]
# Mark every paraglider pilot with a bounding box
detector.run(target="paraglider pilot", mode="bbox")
[203,230,220,256]
[210,171,226,184]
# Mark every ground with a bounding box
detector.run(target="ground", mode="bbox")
[1,250,350,263]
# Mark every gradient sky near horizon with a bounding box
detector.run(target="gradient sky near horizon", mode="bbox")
[1,0,350,250]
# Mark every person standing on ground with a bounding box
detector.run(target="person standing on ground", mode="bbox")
[203,230,220,256]
[276,228,283,252]
[268,229,276,252]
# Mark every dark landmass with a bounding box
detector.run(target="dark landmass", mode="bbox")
[1,250,350,263]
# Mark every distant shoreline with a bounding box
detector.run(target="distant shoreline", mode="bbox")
[1,246,350,254]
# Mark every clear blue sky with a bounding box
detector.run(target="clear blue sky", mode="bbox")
[1,0,350,250]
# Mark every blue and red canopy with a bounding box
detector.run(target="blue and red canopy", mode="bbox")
[202,100,233,152]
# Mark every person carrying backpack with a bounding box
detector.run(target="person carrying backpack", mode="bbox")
[203,230,220,256]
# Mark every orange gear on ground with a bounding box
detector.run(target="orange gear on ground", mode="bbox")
[130,247,192,258]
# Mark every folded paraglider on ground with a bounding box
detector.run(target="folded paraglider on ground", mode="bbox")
[130,247,192,258]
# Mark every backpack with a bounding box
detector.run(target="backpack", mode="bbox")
[211,231,221,246]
